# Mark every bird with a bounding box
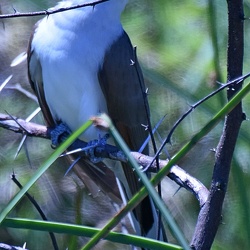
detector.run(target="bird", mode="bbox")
[27,0,164,242]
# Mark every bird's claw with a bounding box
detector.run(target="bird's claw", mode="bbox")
[50,122,72,148]
[87,133,109,163]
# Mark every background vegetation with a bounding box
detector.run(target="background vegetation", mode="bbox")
[0,0,250,249]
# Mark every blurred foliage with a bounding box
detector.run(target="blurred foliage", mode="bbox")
[0,0,250,249]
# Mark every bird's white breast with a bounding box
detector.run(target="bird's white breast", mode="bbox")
[31,1,125,141]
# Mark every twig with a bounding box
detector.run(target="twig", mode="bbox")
[132,47,164,239]
[11,173,59,250]
[146,72,250,172]
[132,152,209,207]
[0,112,209,207]
[0,243,27,250]
[0,0,109,19]
[5,84,38,102]
[0,113,48,138]
[166,72,250,144]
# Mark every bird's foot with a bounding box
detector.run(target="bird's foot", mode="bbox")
[86,133,109,163]
[50,122,72,148]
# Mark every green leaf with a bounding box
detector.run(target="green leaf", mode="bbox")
[2,218,182,250]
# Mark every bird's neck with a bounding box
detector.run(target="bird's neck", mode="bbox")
[47,0,128,38]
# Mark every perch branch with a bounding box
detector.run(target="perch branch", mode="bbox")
[0,112,209,207]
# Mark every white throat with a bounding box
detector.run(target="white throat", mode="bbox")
[32,0,128,140]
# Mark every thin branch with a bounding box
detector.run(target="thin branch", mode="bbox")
[0,113,48,138]
[166,72,250,144]
[0,0,109,19]
[132,152,209,207]
[5,84,38,102]
[0,112,209,207]
[146,72,250,172]
[11,173,59,250]
[132,46,164,239]
[0,243,27,250]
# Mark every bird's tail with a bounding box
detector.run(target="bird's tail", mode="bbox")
[111,160,167,242]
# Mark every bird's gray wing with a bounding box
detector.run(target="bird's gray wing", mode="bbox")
[98,31,154,235]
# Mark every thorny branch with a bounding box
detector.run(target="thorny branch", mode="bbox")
[191,0,245,249]
[166,72,250,144]
[0,0,109,19]
[0,112,209,207]
[11,174,59,250]
[0,243,27,250]
[143,73,250,173]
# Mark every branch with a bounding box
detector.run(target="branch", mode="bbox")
[11,174,58,250]
[0,243,27,250]
[166,72,250,144]
[191,1,244,249]
[0,0,109,19]
[0,113,48,138]
[145,72,250,173]
[0,112,209,207]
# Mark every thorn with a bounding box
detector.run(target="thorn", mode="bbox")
[139,165,143,170]
[11,170,16,179]
[60,148,83,157]
[210,148,216,153]
[25,107,41,122]
[12,109,40,160]
[12,6,18,14]
[64,156,81,176]
[216,81,224,86]
[45,10,51,18]
[14,134,27,159]
[173,186,181,196]
[5,110,29,133]
[139,115,167,153]
[141,124,149,131]
[23,139,33,168]
[0,75,13,92]
[215,181,222,191]
[10,52,27,67]
[23,242,27,249]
